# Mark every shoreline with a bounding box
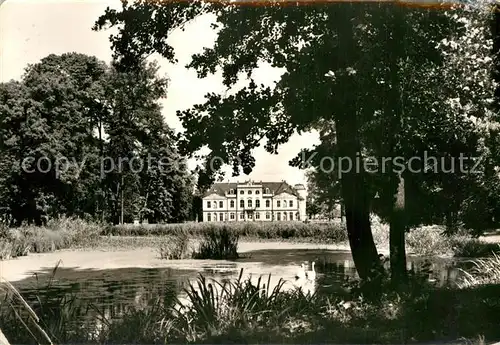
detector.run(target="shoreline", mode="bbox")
[6,231,493,283]
[0,238,389,283]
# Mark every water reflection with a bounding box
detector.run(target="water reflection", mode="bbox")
[8,249,462,327]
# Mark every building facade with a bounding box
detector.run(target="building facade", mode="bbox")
[202,180,307,222]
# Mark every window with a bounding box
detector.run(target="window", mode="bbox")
[219,213,224,221]
[240,190,244,195]
[248,190,252,195]
[239,213,244,219]
[256,212,260,220]
[283,201,287,208]
[290,212,293,220]
[213,202,217,209]
[230,200,235,208]
[277,212,281,221]
[256,200,260,208]
[213,213,217,221]
[240,200,244,208]
[266,200,270,208]
[296,212,300,221]
[230,212,235,220]
[289,200,293,207]
[248,199,253,208]
[219,201,223,208]
[249,212,253,220]
[229,189,234,194]
[266,212,271,219]
[207,213,211,221]
[283,212,287,221]
[207,201,211,208]
[277,200,281,207]
[256,190,260,195]
[265,188,270,194]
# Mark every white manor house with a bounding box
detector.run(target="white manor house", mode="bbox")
[202,180,307,222]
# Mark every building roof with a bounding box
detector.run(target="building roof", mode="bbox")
[202,180,305,200]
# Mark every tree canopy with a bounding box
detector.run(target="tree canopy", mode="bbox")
[93,0,500,281]
[0,53,195,225]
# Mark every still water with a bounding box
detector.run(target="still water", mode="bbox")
[8,247,462,325]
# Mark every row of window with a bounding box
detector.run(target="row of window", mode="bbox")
[206,211,299,222]
[227,188,272,195]
[207,199,295,209]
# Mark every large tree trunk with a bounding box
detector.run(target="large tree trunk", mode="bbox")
[336,110,381,281]
[331,4,381,281]
[390,174,408,284]
[341,170,381,280]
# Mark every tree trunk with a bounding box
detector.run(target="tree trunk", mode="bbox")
[492,4,500,110]
[120,174,124,225]
[341,169,381,281]
[340,202,345,223]
[99,118,105,223]
[390,174,408,285]
[331,6,381,281]
[336,111,381,281]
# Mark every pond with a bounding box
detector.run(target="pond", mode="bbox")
[3,244,463,329]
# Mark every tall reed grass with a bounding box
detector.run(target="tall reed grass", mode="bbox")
[158,234,192,260]
[0,217,101,260]
[0,261,95,344]
[107,221,348,243]
[2,264,500,344]
[0,276,54,345]
[192,226,239,260]
[458,250,500,288]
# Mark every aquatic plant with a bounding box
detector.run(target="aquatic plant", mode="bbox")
[0,276,54,345]
[0,216,101,260]
[1,264,500,344]
[170,268,317,342]
[158,234,192,259]
[1,261,95,344]
[191,226,239,260]
[457,250,500,288]
[108,220,348,243]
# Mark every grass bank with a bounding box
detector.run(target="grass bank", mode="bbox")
[105,221,348,243]
[1,263,499,344]
[0,217,100,260]
[2,216,499,262]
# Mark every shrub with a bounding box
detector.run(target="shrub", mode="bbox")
[406,225,452,256]
[370,215,389,246]
[451,239,500,258]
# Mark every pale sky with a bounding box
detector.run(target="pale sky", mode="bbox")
[0,0,319,185]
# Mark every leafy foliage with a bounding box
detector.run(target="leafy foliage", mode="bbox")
[0,53,194,225]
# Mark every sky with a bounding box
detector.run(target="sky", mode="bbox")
[0,0,320,186]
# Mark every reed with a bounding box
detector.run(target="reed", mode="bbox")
[457,250,500,288]
[191,226,239,259]
[0,216,101,260]
[108,221,348,243]
[158,233,192,259]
